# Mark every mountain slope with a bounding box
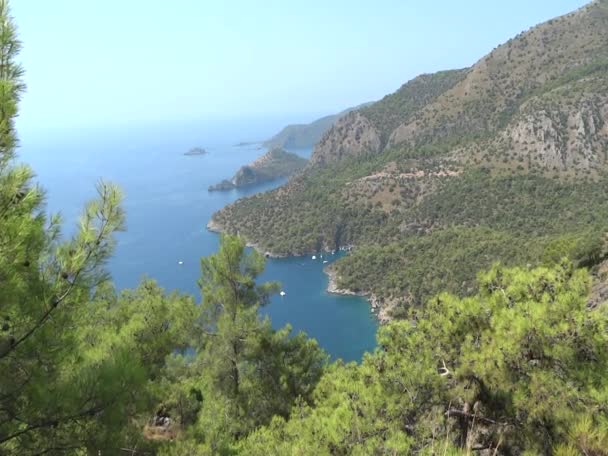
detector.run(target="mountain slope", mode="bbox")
[311,0,608,172]
[211,0,608,318]
[389,1,608,151]
[311,69,469,165]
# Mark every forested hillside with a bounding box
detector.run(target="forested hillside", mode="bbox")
[212,0,608,316]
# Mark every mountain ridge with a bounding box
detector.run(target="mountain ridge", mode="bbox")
[312,0,608,170]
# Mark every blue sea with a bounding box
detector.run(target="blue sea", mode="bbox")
[19,119,378,361]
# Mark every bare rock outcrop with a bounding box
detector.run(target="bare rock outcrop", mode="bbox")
[310,112,382,166]
[502,95,608,171]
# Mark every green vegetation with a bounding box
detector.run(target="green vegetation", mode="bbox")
[2,1,608,454]
[157,235,327,454]
[215,161,608,311]
[241,262,608,455]
[0,5,326,452]
[212,155,393,254]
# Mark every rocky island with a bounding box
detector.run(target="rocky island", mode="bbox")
[184,147,207,156]
[208,148,307,191]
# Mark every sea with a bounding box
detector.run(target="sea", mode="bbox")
[18,118,378,362]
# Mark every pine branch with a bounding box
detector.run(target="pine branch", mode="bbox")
[0,405,104,445]
[0,184,119,359]
[445,408,504,426]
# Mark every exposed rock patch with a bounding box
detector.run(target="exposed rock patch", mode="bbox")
[311,112,382,166]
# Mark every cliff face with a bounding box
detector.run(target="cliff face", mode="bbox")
[500,93,608,172]
[311,112,382,166]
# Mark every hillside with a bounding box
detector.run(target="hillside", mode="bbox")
[263,104,370,150]
[311,69,469,165]
[210,0,608,318]
[208,148,307,191]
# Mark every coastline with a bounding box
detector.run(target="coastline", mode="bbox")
[325,266,392,324]
[208,217,391,323]
[206,218,288,258]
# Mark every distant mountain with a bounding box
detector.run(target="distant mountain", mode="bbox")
[212,0,608,318]
[263,103,372,150]
[208,148,307,191]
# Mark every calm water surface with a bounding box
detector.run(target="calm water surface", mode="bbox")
[19,120,378,361]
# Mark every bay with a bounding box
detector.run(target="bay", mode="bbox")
[18,119,378,361]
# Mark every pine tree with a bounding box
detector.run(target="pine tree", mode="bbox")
[0,2,197,452]
[163,235,327,454]
[242,261,608,455]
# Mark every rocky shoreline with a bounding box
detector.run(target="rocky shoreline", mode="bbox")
[325,267,392,324]
[206,219,288,258]
[206,218,222,234]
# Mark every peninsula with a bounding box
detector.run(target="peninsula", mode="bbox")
[208,148,307,191]
[263,103,372,150]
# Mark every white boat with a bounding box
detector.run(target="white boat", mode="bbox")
[323,260,329,264]
[312,255,317,260]
[178,261,184,265]
[280,291,286,297]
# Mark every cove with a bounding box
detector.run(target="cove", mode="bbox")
[19,120,378,361]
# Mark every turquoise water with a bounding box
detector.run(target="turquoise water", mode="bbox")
[19,120,378,361]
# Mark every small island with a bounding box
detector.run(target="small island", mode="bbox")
[208,148,307,191]
[184,147,207,156]
[233,141,262,147]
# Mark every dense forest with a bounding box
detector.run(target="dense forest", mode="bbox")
[1,1,608,455]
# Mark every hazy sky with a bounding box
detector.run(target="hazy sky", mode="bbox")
[13,0,589,133]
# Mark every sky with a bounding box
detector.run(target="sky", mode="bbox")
[13,0,590,134]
